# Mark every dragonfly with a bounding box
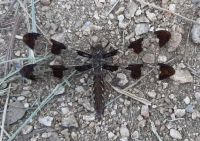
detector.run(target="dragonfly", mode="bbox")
[19,30,175,120]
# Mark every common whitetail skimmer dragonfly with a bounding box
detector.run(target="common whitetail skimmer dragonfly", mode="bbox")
[19,30,175,120]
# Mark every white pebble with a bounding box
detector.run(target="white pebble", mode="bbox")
[146,11,156,21]
[171,69,193,83]
[158,55,167,63]
[75,86,85,93]
[170,129,182,140]
[169,4,176,12]
[108,132,115,139]
[141,105,149,118]
[115,7,125,15]
[135,23,150,35]
[38,116,53,127]
[61,107,70,115]
[195,92,200,101]
[41,132,51,138]
[191,18,200,43]
[82,114,95,121]
[17,96,25,101]
[117,73,128,86]
[147,91,156,98]
[132,131,139,139]
[120,125,130,137]
[24,103,29,108]
[117,15,124,22]
[183,96,190,104]
[174,109,186,118]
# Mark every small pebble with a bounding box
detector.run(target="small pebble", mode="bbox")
[191,18,200,43]
[82,114,95,121]
[61,115,79,128]
[185,105,194,113]
[117,73,129,86]
[141,105,149,118]
[14,50,21,57]
[146,11,156,21]
[192,110,200,119]
[158,55,167,63]
[71,132,78,140]
[17,96,25,101]
[41,132,51,138]
[171,69,193,83]
[170,129,182,140]
[40,0,51,6]
[117,15,124,22]
[61,129,70,141]
[132,131,139,139]
[115,7,125,15]
[127,1,138,18]
[51,33,65,43]
[135,9,142,16]
[78,98,94,111]
[174,109,186,118]
[135,23,150,35]
[167,31,182,52]
[109,14,115,19]
[22,125,33,134]
[38,116,53,127]
[119,22,128,29]
[120,125,130,137]
[61,107,70,115]
[147,91,157,98]
[75,86,85,93]
[138,120,146,128]
[195,92,200,101]
[24,103,29,108]
[169,4,176,12]
[142,53,155,64]
[108,132,115,139]
[93,11,100,20]
[183,96,190,104]
[56,86,65,95]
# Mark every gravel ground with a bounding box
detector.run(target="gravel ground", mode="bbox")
[0,0,200,141]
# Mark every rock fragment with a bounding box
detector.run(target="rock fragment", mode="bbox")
[191,18,200,43]
[174,109,186,118]
[120,125,130,140]
[183,96,190,104]
[171,69,193,83]
[38,116,53,127]
[22,125,33,134]
[167,31,182,52]
[170,129,182,140]
[127,1,138,18]
[6,101,26,125]
[147,91,157,98]
[142,53,155,64]
[135,23,150,35]
[116,73,128,86]
[141,105,149,118]
[195,92,200,102]
[61,115,79,128]
[82,114,95,121]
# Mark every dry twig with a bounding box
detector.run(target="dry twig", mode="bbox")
[111,86,151,105]
[150,120,163,141]
[106,0,120,16]
[0,84,11,141]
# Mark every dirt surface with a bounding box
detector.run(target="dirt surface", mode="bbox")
[0,0,200,141]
